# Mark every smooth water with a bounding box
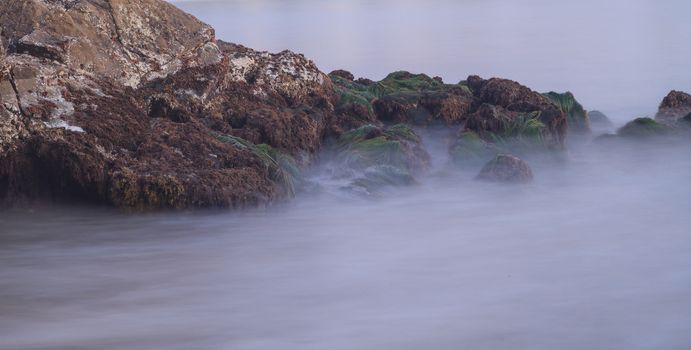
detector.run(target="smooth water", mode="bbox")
[2,136,691,350]
[2,1,691,349]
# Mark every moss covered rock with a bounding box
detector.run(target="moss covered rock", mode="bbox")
[329,70,473,129]
[333,124,429,195]
[214,133,300,196]
[617,118,669,138]
[543,91,589,133]
[449,131,497,165]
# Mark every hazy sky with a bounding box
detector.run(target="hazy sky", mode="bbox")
[170,0,691,122]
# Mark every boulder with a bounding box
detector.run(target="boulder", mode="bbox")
[329,69,354,81]
[331,124,430,195]
[655,90,691,124]
[617,117,669,138]
[588,110,613,129]
[476,154,533,183]
[467,76,568,148]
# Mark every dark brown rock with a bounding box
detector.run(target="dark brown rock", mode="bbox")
[372,91,472,126]
[467,76,567,148]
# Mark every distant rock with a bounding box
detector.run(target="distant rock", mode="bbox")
[588,110,613,128]
[617,117,669,138]
[476,154,533,183]
[655,90,691,124]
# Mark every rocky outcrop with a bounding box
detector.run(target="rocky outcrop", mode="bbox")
[0,0,595,209]
[0,0,334,209]
[476,154,533,183]
[330,70,473,130]
[465,76,567,149]
[0,0,218,87]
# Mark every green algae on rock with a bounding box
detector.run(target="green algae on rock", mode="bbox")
[617,117,669,138]
[543,91,590,133]
[332,124,429,195]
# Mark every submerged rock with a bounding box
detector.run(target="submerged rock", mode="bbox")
[617,117,669,138]
[449,131,497,166]
[476,154,534,183]
[332,124,429,195]
[588,110,613,129]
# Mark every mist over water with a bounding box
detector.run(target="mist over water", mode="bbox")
[2,1,691,349]
[2,134,691,349]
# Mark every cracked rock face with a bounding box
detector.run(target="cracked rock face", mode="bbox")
[0,0,336,209]
[0,0,217,87]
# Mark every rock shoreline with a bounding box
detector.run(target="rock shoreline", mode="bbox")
[1,0,689,210]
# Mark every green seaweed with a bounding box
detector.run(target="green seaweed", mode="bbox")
[543,91,588,131]
[214,132,299,195]
[617,117,669,138]
[450,131,496,165]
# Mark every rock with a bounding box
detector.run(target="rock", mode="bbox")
[463,103,547,151]
[476,154,533,183]
[468,76,567,148]
[655,90,691,124]
[0,0,600,210]
[329,70,473,130]
[0,0,218,87]
[449,131,497,166]
[370,71,473,126]
[588,110,613,128]
[617,117,669,138]
[542,91,589,133]
[329,69,354,81]
[332,124,430,195]
[0,0,334,210]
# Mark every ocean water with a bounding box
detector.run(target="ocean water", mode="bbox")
[1,1,691,350]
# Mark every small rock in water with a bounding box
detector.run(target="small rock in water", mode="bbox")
[476,154,533,183]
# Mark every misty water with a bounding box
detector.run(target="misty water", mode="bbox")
[2,1,691,349]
